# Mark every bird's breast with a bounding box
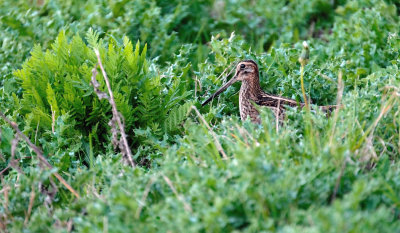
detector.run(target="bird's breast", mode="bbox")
[239,90,260,123]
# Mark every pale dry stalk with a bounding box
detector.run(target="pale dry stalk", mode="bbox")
[329,71,344,147]
[162,175,192,213]
[0,112,80,198]
[191,106,228,159]
[24,185,36,226]
[93,49,135,167]
[135,177,156,219]
[353,92,397,152]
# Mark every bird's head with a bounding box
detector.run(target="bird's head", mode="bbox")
[202,60,259,106]
[234,60,259,81]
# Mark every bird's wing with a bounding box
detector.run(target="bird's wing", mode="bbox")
[255,92,303,108]
[255,91,337,113]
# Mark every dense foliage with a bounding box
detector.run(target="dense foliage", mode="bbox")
[1,0,400,232]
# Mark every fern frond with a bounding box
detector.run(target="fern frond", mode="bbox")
[163,101,193,132]
[86,28,102,49]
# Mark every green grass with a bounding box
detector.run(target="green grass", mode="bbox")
[1,0,400,232]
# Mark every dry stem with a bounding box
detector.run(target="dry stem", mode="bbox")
[93,49,135,167]
[329,71,344,147]
[0,112,80,199]
[135,177,156,219]
[24,185,36,226]
[352,93,397,151]
[191,106,228,159]
[162,175,192,213]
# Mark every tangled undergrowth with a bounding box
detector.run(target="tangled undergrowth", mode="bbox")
[1,0,400,232]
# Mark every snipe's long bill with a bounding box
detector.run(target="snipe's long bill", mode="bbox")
[202,60,334,123]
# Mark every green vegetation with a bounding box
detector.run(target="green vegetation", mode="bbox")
[1,0,400,232]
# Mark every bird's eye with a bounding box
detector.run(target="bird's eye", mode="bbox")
[240,64,245,69]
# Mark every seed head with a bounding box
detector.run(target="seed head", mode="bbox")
[299,41,309,66]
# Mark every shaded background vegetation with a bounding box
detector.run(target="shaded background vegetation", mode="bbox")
[1,0,400,232]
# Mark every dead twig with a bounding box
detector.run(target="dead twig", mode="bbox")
[329,71,344,147]
[377,136,388,158]
[92,49,135,167]
[191,106,228,159]
[355,119,377,168]
[10,135,24,175]
[135,177,156,219]
[217,62,236,83]
[0,166,10,176]
[24,185,36,226]
[0,186,11,194]
[352,92,397,152]
[0,111,80,199]
[162,175,192,213]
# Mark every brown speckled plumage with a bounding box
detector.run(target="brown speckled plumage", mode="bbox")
[202,60,335,123]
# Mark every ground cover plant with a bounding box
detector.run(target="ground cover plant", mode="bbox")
[1,0,400,232]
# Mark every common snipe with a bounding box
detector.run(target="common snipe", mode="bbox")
[202,60,334,123]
